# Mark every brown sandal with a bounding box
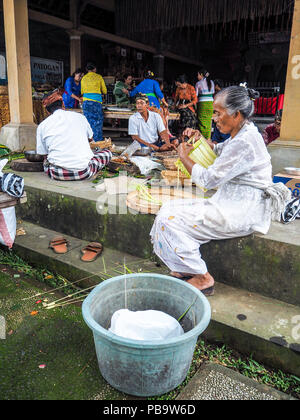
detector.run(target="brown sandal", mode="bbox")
[80,242,103,262]
[49,237,69,254]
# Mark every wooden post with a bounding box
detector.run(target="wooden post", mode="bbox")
[0,0,36,151]
[69,0,83,74]
[68,29,83,74]
[154,54,165,80]
[269,0,300,173]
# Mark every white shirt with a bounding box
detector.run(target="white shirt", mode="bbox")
[36,109,94,171]
[128,110,165,145]
[191,122,273,234]
[195,79,215,102]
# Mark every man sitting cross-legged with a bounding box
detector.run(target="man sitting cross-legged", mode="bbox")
[123,94,178,156]
[36,89,112,181]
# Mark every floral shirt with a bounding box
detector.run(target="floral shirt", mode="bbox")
[175,84,197,113]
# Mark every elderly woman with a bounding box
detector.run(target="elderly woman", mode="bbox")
[150,85,290,296]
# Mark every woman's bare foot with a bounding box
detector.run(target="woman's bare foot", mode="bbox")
[187,272,215,295]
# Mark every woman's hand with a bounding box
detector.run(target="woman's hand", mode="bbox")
[182,128,201,140]
[150,144,160,151]
[177,142,194,160]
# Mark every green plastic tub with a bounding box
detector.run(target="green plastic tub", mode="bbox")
[82,273,211,397]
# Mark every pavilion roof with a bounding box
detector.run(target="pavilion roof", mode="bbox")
[115,0,294,34]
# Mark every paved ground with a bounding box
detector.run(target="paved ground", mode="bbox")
[177,363,296,400]
[0,263,298,400]
[13,221,300,378]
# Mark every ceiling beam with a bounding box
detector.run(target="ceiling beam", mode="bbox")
[24,9,201,66]
[79,24,156,53]
[28,9,73,29]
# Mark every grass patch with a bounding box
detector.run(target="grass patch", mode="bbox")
[0,248,81,297]
[150,340,300,400]
[0,248,299,400]
[0,271,126,400]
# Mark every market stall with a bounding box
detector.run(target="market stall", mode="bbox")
[0,86,50,130]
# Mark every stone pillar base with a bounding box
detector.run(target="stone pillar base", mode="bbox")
[268,140,300,174]
[0,122,37,152]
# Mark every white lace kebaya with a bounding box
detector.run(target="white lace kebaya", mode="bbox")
[150,122,290,275]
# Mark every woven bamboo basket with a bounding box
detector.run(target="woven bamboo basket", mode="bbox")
[0,86,8,95]
[161,170,192,186]
[0,95,10,129]
[163,157,178,171]
[90,138,113,150]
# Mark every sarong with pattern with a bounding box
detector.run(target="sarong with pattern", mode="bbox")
[44,149,112,181]
[82,100,104,142]
[197,101,213,139]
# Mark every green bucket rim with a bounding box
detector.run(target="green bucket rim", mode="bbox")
[82,273,211,349]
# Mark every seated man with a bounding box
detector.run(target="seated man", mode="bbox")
[262,109,282,146]
[124,94,178,156]
[36,89,112,181]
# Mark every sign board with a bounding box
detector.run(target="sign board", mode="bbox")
[0,53,63,86]
[137,52,143,61]
[30,57,64,86]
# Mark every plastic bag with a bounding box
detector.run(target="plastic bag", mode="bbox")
[109,309,184,341]
[121,141,141,158]
[0,207,16,248]
[0,159,16,248]
[129,156,163,175]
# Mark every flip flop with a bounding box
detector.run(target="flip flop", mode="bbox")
[169,272,193,281]
[200,286,215,297]
[49,237,69,254]
[80,242,103,262]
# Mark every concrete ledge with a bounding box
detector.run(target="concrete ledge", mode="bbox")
[12,222,300,377]
[177,362,297,400]
[0,122,37,151]
[12,221,167,289]
[201,222,300,306]
[15,176,300,306]
[268,141,300,174]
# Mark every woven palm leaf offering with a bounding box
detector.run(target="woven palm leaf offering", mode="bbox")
[175,134,217,178]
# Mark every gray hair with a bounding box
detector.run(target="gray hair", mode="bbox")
[215,85,260,120]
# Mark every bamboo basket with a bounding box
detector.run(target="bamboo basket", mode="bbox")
[0,86,8,95]
[0,95,10,129]
[163,157,178,171]
[175,136,217,177]
[90,138,113,150]
[161,170,192,186]
[126,187,196,215]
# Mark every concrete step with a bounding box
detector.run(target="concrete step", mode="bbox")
[177,362,296,400]
[13,221,300,377]
[15,171,300,307]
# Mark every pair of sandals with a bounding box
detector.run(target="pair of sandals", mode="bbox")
[49,237,103,262]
